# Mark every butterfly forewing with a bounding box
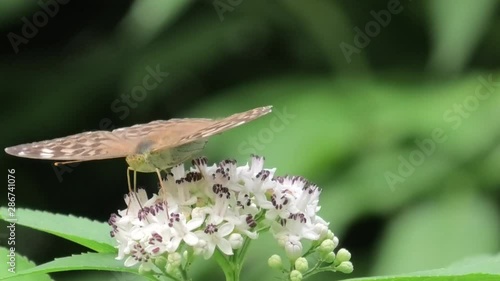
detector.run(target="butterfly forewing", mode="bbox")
[4,131,135,161]
[112,119,213,140]
[151,106,273,152]
[4,106,273,162]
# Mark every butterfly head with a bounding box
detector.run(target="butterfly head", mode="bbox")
[126,154,155,173]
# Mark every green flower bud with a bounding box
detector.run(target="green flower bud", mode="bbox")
[336,261,353,274]
[294,257,308,273]
[277,235,287,247]
[166,263,179,275]
[336,248,351,262]
[290,269,303,281]
[324,252,335,263]
[167,252,182,268]
[319,239,335,255]
[268,254,283,269]
[332,236,339,248]
[154,256,167,268]
[138,263,152,274]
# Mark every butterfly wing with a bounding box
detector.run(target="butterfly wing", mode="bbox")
[4,106,273,161]
[4,130,137,161]
[150,105,273,152]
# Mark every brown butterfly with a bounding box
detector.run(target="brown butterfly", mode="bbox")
[5,106,272,189]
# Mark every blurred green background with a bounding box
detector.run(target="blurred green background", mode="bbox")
[1,0,500,280]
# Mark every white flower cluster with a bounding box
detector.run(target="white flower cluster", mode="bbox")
[109,156,332,269]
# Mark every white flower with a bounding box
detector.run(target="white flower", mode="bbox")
[109,155,347,273]
[195,222,235,259]
[165,211,202,252]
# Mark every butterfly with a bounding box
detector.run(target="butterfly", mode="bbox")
[5,106,273,191]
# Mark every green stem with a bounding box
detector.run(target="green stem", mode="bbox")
[179,267,189,281]
[235,237,251,262]
[214,249,241,281]
[302,266,336,278]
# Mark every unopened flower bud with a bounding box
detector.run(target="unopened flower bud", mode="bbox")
[154,256,167,268]
[324,252,335,263]
[336,261,353,274]
[167,252,182,268]
[268,254,282,269]
[332,236,339,248]
[319,239,335,255]
[166,263,180,275]
[285,239,303,260]
[314,223,329,241]
[138,264,152,274]
[290,269,303,281]
[276,235,287,247]
[229,233,244,249]
[294,257,308,273]
[336,248,351,262]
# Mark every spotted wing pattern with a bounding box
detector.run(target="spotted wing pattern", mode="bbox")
[149,106,273,152]
[155,105,273,150]
[4,130,135,161]
[4,106,273,161]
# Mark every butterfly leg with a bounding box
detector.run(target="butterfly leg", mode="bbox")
[126,167,139,215]
[126,167,132,214]
[155,168,170,219]
[127,167,132,193]
[156,168,164,191]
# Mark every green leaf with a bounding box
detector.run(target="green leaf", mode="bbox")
[116,0,193,46]
[0,247,52,281]
[0,208,115,253]
[278,0,369,72]
[427,0,498,73]
[372,191,500,275]
[343,254,500,281]
[0,252,156,281]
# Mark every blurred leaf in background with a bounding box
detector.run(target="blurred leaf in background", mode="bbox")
[0,0,499,280]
